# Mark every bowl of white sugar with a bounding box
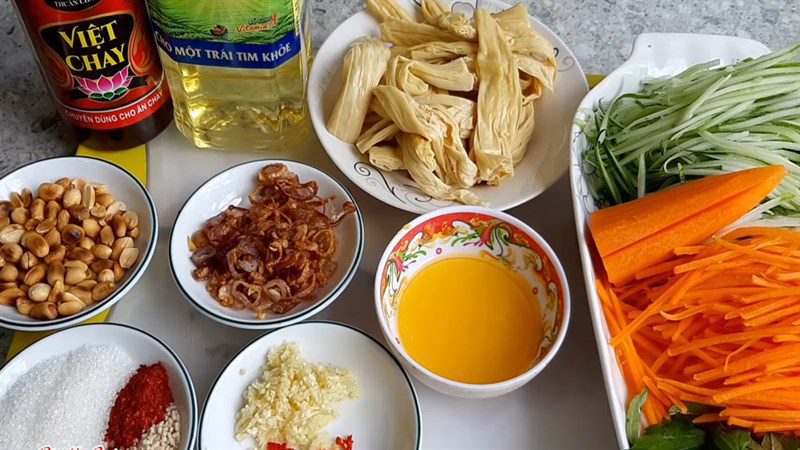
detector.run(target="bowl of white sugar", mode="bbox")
[0,323,197,450]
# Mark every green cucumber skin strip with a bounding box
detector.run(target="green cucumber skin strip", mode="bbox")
[581,45,800,212]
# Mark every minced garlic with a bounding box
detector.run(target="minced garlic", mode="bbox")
[235,343,359,450]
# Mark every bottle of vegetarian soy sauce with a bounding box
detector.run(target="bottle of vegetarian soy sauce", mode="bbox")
[12,0,173,150]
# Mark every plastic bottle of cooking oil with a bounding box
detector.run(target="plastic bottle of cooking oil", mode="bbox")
[144,0,310,150]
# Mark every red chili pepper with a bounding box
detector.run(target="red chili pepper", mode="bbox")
[266,443,293,450]
[105,363,174,448]
[336,435,355,450]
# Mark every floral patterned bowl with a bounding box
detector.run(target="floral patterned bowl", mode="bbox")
[374,206,570,398]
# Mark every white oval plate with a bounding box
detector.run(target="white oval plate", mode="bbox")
[568,33,771,449]
[200,321,421,449]
[309,0,588,214]
[0,323,197,449]
[0,156,158,331]
[169,160,364,329]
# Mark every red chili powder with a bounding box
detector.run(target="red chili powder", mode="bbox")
[105,362,174,448]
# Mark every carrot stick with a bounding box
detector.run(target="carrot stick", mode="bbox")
[726,417,755,428]
[720,408,800,421]
[752,421,800,433]
[713,377,800,403]
[693,413,723,424]
[669,328,800,356]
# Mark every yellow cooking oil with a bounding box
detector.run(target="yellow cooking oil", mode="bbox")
[145,0,311,150]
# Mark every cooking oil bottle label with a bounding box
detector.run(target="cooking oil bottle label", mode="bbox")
[146,0,305,69]
[14,0,169,130]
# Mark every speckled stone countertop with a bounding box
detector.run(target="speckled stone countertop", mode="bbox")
[0,0,798,355]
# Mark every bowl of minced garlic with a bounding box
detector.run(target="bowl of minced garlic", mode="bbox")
[234,343,359,450]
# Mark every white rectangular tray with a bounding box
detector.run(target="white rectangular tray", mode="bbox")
[108,124,618,449]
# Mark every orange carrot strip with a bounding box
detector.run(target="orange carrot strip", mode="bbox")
[674,246,707,256]
[724,227,800,244]
[742,287,800,303]
[715,237,800,266]
[726,417,755,428]
[694,344,800,382]
[745,304,800,328]
[693,413,723,424]
[735,297,798,320]
[775,272,800,282]
[720,408,800,421]
[753,421,800,433]
[713,377,800,403]
[636,257,693,280]
[669,328,800,356]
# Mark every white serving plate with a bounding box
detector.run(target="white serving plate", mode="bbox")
[568,33,772,449]
[169,159,364,329]
[0,156,158,331]
[0,323,197,449]
[308,0,589,214]
[200,320,421,449]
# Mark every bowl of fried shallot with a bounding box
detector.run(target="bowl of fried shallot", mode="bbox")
[169,160,364,329]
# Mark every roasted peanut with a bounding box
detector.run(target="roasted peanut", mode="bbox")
[23,264,46,286]
[64,260,88,271]
[67,286,92,305]
[0,217,9,230]
[21,232,49,258]
[61,224,84,245]
[128,227,140,238]
[47,262,65,285]
[65,267,87,285]
[56,178,72,189]
[0,287,24,306]
[0,224,25,244]
[28,283,51,302]
[68,205,89,221]
[91,244,112,260]
[1,243,23,263]
[10,207,29,225]
[91,281,115,302]
[9,192,23,208]
[89,205,106,219]
[111,237,133,260]
[47,279,64,303]
[91,183,108,195]
[62,188,81,208]
[30,199,45,221]
[105,201,126,219]
[45,245,66,264]
[111,214,127,238]
[44,228,61,248]
[24,218,39,231]
[83,218,100,238]
[56,210,70,231]
[38,183,64,202]
[58,299,85,316]
[35,217,56,234]
[78,237,94,250]
[81,184,95,210]
[91,259,114,273]
[97,269,115,283]
[16,298,34,315]
[0,281,17,291]
[99,225,115,246]
[76,279,97,290]
[119,247,139,269]
[121,210,138,229]
[68,247,94,264]
[96,193,115,207]
[0,201,12,218]
[45,200,61,219]
[29,302,57,320]
[0,265,18,282]
[19,252,38,270]
[71,178,88,190]
[20,189,33,207]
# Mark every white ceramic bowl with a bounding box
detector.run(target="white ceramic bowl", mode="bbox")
[169,160,364,329]
[308,0,589,214]
[568,33,772,449]
[200,320,421,449]
[0,322,197,449]
[375,206,570,398]
[0,156,158,331]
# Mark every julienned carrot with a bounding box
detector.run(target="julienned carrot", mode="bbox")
[692,413,723,424]
[597,227,800,435]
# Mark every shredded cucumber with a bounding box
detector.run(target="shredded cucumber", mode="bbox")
[581,44,800,221]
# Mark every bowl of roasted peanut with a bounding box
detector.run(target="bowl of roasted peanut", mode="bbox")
[0,156,157,331]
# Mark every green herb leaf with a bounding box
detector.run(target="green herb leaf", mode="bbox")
[627,389,649,445]
[714,428,752,450]
[760,433,800,450]
[631,418,705,450]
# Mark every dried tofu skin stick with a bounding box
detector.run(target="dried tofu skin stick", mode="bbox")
[420,0,449,24]
[380,20,463,47]
[364,0,413,23]
[356,118,400,153]
[385,56,431,96]
[372,86,437,136]
[430,108,478,188]
[417,94,476,139]
[434,11,477,40]
[398,133,482,205]
[408,58,475,92]
[517,55,554,97]
[409,41,477,63]
[328,38,391,143]
[511,102,535,164]
[494,5,531,37]
[368,145,405,171]
[471,10,521,184]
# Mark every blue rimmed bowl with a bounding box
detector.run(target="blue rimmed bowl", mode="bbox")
[169,159,364,329]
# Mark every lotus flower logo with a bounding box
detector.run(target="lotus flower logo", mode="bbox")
[73,66,133,101]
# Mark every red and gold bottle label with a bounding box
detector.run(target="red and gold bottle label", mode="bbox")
[14,0,169,130]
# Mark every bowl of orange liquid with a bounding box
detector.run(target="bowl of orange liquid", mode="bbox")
[375,206,570,398]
